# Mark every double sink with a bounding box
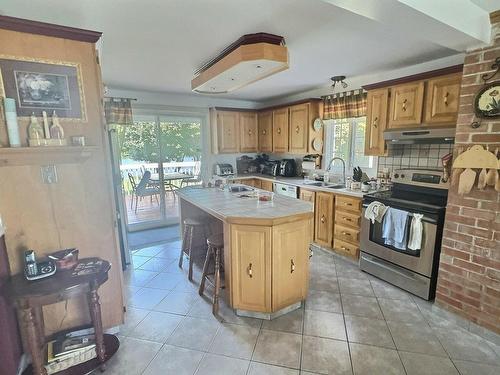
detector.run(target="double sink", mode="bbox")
[302,181,346,189]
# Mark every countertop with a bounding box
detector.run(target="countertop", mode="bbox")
[226,174,382,198]
[176,186,313,225]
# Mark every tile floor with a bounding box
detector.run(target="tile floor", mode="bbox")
[108,239,500,375]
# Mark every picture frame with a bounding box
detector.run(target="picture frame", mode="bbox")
[0,55,86,121]
[474,80,500,119]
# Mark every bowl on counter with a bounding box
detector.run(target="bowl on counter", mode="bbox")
[257,191,274,202]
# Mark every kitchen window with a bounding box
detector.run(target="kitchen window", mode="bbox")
[323,116,377,178]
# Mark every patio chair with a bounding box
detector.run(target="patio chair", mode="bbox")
[133,171,160,213]
[181,164,202,187]
[127,173,138,210]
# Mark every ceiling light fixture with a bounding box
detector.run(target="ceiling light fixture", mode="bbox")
[191,33,289,94]
[330,75,348,91]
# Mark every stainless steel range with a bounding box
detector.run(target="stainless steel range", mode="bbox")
[360,168,448,300]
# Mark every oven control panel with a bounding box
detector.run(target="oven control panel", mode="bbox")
[392,169,448,189]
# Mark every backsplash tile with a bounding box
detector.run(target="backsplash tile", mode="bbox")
[377,143,453,173]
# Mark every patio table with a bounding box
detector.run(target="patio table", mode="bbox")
[149,172,192,194]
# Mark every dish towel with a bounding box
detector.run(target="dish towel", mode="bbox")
[382,207,409,250]
[408,214,424,250]
[364,201,389,224]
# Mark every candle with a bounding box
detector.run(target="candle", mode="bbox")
[3,98,21,147]
[42,110,50,139]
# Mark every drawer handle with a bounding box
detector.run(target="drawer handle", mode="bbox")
[342,231,351,236]
[344,202,353,206]
[341,246,348,251]
[320,215,326,223]
[444,92,449,106]
[248,129,252,136]
[295,126,300,134]
[247,263,253,278]
[373,116,378,128]
[342,217,352,222]
[402,98,408,112]
[277,128,282,135]
[290,259,295,273]
[262,129,267,135]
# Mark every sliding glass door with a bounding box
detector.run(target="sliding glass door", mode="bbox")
[112,113,202,232]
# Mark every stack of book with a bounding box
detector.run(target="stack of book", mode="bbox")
[45,330,96,374]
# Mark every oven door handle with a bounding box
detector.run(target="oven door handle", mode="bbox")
[362,205,438,224]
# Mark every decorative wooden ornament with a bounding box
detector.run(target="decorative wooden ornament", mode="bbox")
[452,145,499,169]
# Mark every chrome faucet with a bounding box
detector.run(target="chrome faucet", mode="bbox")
[325,157,346,186]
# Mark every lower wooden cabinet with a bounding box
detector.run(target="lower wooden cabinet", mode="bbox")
[231,225,272,312]
[333,238,359,258]
[272,220,310,311]
[314,192,334,248]
[260,180,273,192]
[299,188,315,204]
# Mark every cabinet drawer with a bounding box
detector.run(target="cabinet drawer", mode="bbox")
[334,224,360,244]
[333,238,359,259]
[335,196,362,213]
[335,210,361,228]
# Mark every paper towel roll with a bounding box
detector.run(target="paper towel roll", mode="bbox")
[3,98,21,147]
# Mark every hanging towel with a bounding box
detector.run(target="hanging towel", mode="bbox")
[382,208,409,250]
[408,214,424,250]
[364,201,389,224]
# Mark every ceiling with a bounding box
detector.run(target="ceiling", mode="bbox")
[0,0,495,102]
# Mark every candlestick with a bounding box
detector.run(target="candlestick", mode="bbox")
[42,111,50,139]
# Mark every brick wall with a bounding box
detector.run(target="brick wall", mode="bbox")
[436,16,500,334]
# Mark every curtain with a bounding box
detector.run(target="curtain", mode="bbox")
[322,90,367,120]
[104,98,134,125]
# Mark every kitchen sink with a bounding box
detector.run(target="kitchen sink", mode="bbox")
[327,184,345,189]
[229,185,254,193]
[302,182,325,187]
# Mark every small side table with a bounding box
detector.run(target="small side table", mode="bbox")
[2,257,119,375]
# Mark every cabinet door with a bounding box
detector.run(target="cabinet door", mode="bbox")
[240,112,258,152]
[388,82,425,128]
[424,74,461,125]
[253,179,262,189]
[272,220,311,311]
[299,189,315,205]
[231,225,271,312]
[288,103,309,154]
[314,192,334,248]
[260,180,273,192]
[217,111,240,153]
[365,88,388,156]
[272,108,289,153]
[258,111,273,152]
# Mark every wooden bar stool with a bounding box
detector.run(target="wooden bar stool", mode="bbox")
[199,233,224,315]
[178,218,210,281]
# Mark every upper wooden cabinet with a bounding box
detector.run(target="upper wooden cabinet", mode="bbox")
[424,74,462,125]
[215,110,240,153]
[272,108,289,153]
[365,88,389,156]
[289,103,309,154]
[388,81,425,128]
[239,112,258,152]
[258,111,273,153]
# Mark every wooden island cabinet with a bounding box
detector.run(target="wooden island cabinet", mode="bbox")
[177,187,313,318]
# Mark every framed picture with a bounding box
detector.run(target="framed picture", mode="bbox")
[474,81,500,118]
[0,55,86,121]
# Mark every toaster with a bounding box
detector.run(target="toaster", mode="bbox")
[215,163,234,176]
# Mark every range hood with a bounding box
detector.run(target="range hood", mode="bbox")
[191,33,288,94]
[384,127,456,144]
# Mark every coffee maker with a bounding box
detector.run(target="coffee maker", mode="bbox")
[279,159,297,177]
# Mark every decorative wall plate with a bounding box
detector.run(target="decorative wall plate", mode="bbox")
[474,81,500,118]
[312,138,323,151]
[313,117,323,131]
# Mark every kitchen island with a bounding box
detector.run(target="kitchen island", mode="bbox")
[177,186,313,319]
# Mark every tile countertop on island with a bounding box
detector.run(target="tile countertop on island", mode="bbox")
[176,186,314,224]
[225,174,384,198]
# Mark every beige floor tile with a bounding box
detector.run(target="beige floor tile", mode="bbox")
[399,351,459,375]
[195,353,249,375]
[345,315,394,348]
[132,255,150,269]
[209,322,260,359]
[134,246,163,257]
[453,360,500,375]
[301,335,352,374]
[377,298,424,322]
[262,307,304,334]
[306,290,342,313]
[248,362,299,375]
[309,273,339,293]
[338,278,374,297]
[124,269,159,287]
[350,343,405,375]
[105,337,162,375]
[387,321,447,356]
[341,294,383,319]
[304,310,346,341]
[370,278,411,300]
[143,344,204,375]
[129,311,182,342]
[145,272,184,289]
[252,330,302,369]
[167,316,221,351]
[128,287,169,310]
[154,290,198,314]
[119,307,149,336]
[139,257,176,272]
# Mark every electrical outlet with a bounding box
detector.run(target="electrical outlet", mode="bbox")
[41,165,58,184]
